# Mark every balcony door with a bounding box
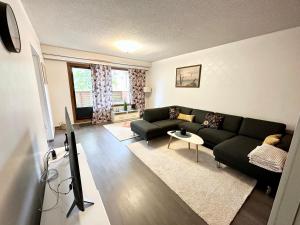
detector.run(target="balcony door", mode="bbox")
[67,63,93,122]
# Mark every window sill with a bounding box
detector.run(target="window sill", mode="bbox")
[112,103,130,106]
[112,109,138,115]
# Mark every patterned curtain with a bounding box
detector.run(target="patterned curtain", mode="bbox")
[91,64,112,124]
[129,69,146,116]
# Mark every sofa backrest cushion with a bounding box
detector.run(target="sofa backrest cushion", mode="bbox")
[191,109,212,124]
[276,133,293,152]
[143,107,170,122]
[239,118,286,140]
[219,113,243,133]
[176,106,193,115]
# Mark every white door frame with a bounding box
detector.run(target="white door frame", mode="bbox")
[268,115,300,225]
[31,47,54,140]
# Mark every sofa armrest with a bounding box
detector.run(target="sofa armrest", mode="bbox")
[143,107,170,122]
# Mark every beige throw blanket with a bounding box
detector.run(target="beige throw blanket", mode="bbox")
[248,144,287,173]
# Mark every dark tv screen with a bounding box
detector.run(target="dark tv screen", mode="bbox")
[65,108,84,212]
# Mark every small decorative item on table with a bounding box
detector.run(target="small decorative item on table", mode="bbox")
[180,128,187,136]
[124,101,128,111]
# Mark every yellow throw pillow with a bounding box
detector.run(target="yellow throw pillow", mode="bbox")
[263,134,282,145]
[177,113,195,122]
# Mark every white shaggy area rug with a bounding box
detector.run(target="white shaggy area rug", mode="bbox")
[104,121,138,141]
[127,138,256,225]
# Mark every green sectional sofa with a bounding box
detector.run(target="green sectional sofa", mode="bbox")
[130,105,293,192]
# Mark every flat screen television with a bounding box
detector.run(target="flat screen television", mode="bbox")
[65,107,93,217]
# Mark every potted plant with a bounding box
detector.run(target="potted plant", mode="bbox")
[124,101,128,111]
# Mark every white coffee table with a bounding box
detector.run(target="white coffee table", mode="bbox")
[167,130,204,162]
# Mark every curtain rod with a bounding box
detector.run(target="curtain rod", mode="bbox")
[43,53,151,70]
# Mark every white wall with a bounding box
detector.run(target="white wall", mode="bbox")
[149,27,300,130]
[0,0,47,224]
[43,45,151,126]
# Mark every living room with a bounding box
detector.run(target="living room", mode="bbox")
[0,1,300,225]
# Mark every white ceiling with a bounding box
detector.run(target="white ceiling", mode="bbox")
[22,0,300,62]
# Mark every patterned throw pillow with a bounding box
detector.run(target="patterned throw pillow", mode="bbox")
[203,113,224,129]
[169,107,179,120]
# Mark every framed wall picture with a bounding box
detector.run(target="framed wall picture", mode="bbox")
[176,64,201,88]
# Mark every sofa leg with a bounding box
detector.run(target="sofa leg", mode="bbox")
[266,185,272,195]
[216,161,221,168]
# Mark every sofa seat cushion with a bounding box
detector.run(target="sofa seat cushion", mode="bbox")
[197,128,236,146]
[178,122,203,134]
[152,119,183,131]
[131,120,163,140]
[213,135,282,186]
[213,135,262,164]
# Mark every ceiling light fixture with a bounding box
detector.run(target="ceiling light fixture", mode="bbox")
[115,40,140,53]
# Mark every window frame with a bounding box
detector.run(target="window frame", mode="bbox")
[67,62,93,123]
[67,63,131,122]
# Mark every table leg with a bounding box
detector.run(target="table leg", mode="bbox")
[168,136,173,149]
[196,145,199,162]
[188,142,190,149]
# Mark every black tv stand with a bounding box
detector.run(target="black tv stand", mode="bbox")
[66,200,94,218]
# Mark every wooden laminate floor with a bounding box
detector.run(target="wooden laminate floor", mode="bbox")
[50,124,274,225]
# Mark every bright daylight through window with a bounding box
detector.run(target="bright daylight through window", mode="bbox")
[112,69,130,105]
[72,67,93,107]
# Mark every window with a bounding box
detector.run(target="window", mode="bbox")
[68,63,93,122]
[72,67,93,107]
[111,69,130,105]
